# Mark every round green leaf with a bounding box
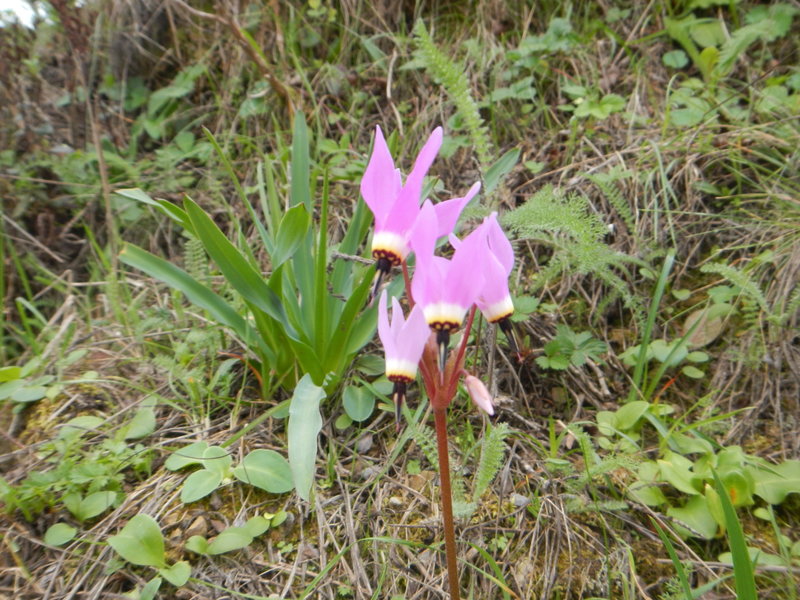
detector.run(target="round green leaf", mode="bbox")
[232,449,293,494]
[11,385,48,403]
[108,514,165,567]
[207,527,253,555]
[663,50,689,69]
[334,413,352,430]
[243,516,269,537]
[201,446,232,476]
[45,523,77,546]
[181,469,223,503]
[185,535,209,555]
[681,365,705,379]
[343,385,375,422]
[164,441,209,471]
[615,401,650,430]
[76,491,118,521]
[158,560,191,586]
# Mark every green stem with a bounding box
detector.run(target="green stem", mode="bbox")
[433,404,460,600]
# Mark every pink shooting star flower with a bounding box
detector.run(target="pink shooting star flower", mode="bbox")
[410,197,487,371]
[451,212,518,351]
[360,126,477,293]
[377,290,432,425]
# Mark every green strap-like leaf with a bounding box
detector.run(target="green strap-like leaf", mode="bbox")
[182,197,294,335]
[119,243,274,362]
[288,375,326,501]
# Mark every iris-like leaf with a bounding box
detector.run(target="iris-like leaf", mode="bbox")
[288,375,326,501]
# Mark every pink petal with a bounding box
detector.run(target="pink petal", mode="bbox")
[478,251,511,306]
[377,290,396,357]
[464,375,494,415]
[403,127,443,203]
[361,126,401,223]
[434,182,481,238]
[398,304,431,364]
[486,213,514,274]
[444,224,487,308]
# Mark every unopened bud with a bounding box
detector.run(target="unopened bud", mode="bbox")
[464,375,494,415]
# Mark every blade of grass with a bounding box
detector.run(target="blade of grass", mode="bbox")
[628,250,675,403]
[712,469,757,600]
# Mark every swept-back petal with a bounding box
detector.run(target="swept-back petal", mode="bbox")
[398,304,431,364]
[403,127,443,203]
[444,224,486,309]
[486,212,514,274]
[434,182,481,238]
[377,290,396,357]
[361,126,401,223]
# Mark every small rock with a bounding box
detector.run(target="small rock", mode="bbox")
[360,465,381,480]
[185,515,207,538]
[356,434,373,454]
[511,493,530,508]
[388,496,403,508]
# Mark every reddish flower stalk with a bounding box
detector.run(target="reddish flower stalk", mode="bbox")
[418,305,479,600]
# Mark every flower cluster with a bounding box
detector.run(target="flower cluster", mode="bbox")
[361,125,515,421]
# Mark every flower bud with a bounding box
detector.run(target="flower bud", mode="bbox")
[464,375,494,415]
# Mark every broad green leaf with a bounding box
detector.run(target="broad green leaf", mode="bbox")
[11,386,48,403]
[718,548,787,568]
[667,495,718,539]
[107,514,166,567]
[343,385,375,422]
[658,453,701,496]
[288,374,326,500]
[74,491,117,521]
[181,469,223,503]
[627,482,667,507]
[662,50,689,69]
[0,366,21,382]
[748,460,800,504]
[164,441,210,471]
[681,365,705,379]
[272,204,311,268]
[689,20,725,48]
[0,380,24,400]
[202,446,232,476]
[183,198,291,329]
[207,527,253,555]
[615,401,650,430]
[243,516,270,537]
[232,449,294,494]
[119,244,273,361]
[123,406,157,440]
[185,535,209,554]
[158,561,191,586]
[45,523,77,546]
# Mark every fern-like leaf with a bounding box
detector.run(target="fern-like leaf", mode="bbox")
[700,262,770,314]
[413,20,492,170]
[472,422,510,502]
